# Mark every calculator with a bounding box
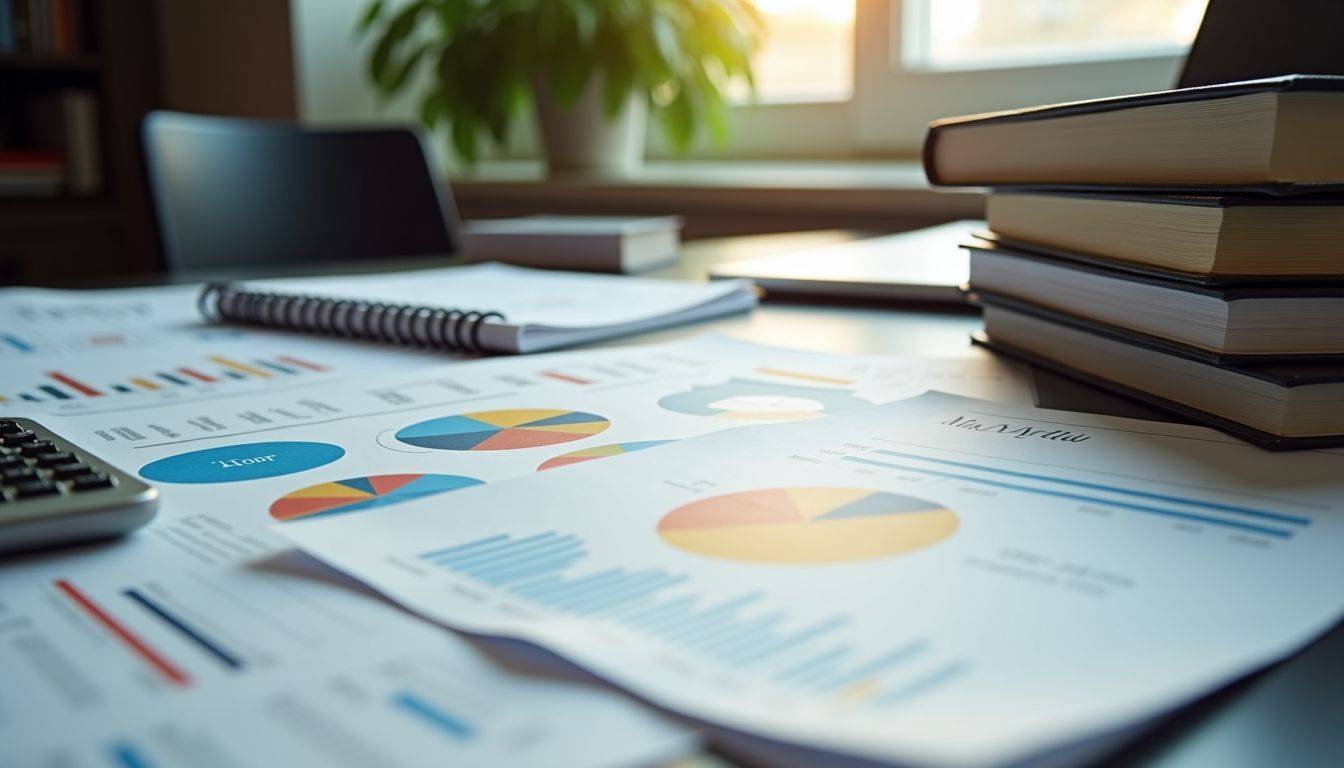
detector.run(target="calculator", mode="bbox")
[0,418,158,554]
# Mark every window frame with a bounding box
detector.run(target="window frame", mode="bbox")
[647,0,1192,160]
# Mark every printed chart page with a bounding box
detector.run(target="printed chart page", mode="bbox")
[0,285,465,415]
[282,393,1344,767]
[4,337,1028,765]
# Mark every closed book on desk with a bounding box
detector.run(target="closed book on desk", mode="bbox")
[965,240,1344,361]
[985,192,1344,278]
[462,215,682,273]
[974,301,1344,450]
[199,263,756,354]
[924,75,1344,193]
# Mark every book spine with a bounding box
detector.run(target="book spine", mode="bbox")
[12,0,27,52]
[49,0,64,55]
[28,0,46,55]
[63,89,100,194]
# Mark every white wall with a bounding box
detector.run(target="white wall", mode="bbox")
[288,0,535,171]
[290,0,406,124]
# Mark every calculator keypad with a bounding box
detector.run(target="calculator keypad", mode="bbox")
[0,419,112,504]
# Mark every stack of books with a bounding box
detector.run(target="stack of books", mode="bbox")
[923,75,1344,450]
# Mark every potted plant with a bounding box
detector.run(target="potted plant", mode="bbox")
[359,0,763,177]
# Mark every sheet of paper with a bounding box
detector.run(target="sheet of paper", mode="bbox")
[0,285,463,416]
[242,262,753,329]
[6,336,1029,765]
[281,392,1344,767]
[0,548,692,768]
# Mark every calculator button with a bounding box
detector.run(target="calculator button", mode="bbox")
[0,420,22,435]
[20,441,59,457]
[2,466,39,483]
[71,473,114,492]
[14,479,60,498]
[2,431,37,446]
[0,455,24,470]
[52,463,95,479]
[36,452,78,468]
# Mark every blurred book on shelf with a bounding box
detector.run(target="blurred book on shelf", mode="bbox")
[0,150,62,196]
[28,89,101,195]
[0,0,89,55]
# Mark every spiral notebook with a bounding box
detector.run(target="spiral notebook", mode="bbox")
[198,263,757,354]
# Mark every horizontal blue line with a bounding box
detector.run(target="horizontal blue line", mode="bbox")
[2,334,33,352]
[875,660,968,707]
[392,691,475,741]
[843,457,1294,539]
[123,589,244,670]
[256,359,299,375]
[110,742,154,768]
[872,449,1309,526]
[37,384,71,400]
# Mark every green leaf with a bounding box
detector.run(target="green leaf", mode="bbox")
[452,117,477,163]
[662,87,695,150]
[379,40,433,95]
[367,0,428,93]
[355,0,385,35]
[419,90,447,128]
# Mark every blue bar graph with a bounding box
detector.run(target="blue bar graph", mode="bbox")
[843,456,1298,539]
[419,532,939,706]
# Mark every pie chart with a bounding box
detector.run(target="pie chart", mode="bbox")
[537,440,675,471]
[269,473,483,522]
[396,409,610,451]
[658,487,957,564]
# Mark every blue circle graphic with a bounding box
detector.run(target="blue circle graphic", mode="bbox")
[140,441,345,484]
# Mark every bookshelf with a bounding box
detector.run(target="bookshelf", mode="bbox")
[0,0,161,285]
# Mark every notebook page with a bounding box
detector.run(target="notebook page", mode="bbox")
[241,263,753,330]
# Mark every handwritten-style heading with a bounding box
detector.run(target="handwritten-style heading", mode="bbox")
[941,415,1092,443]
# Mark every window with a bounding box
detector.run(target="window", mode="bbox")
[669,0,1208,158]
[904,0,1206,72]
[742,0,855,103]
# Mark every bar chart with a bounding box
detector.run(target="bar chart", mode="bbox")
[418,532,958,708]
[0,353,331,405]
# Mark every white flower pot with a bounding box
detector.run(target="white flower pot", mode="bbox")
[534,77,647,178]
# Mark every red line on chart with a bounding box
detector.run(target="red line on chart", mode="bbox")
[46,371,103,397]
[278,355,328,372]
[54,579,192,687]
[541,370,594,385]
[177,367,218,383]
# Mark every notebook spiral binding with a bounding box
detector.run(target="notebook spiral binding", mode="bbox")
[198,283,506,354]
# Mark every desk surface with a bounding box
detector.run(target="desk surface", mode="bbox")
[164,231,1344,768]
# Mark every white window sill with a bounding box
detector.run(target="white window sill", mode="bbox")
[449,159,983,237]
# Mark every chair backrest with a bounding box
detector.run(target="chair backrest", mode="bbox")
[142,111,461,272]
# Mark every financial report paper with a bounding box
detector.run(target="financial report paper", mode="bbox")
[4,335,1028,765]
[0,284,467,416]
[282,392,1344,767]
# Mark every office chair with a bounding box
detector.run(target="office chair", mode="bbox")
[142,111,461,273]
